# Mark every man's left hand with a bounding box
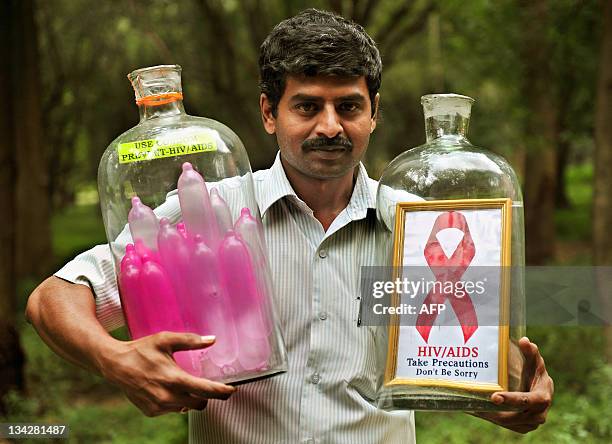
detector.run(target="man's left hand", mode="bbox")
[472,337,554,434]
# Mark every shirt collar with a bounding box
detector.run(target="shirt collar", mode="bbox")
[257,153,299,216]
[257,152,376,220]
[346,161,376,220]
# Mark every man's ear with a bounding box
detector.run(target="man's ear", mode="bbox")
[370,93,380,133]
[260,93,276,134]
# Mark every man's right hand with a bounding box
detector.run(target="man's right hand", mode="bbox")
[97,332,236,416]
[26,277,236,417]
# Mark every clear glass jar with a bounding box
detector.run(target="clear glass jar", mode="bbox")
[372,94,526,410]
[98,65,287,384]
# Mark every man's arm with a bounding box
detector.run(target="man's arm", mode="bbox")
[26,276,236,416]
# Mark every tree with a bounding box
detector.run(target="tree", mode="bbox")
[31,0,436,185]
[593,0,612,361]
[550,2,599,209]
[0,0,45,412]
[13,0,53,279]
[519,0,558,265]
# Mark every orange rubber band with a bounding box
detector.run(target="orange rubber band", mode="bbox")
[136,92,183,106]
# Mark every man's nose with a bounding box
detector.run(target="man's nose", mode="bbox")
[314,105,343,139]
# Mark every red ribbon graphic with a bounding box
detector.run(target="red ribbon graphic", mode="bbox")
[416,211,478,343]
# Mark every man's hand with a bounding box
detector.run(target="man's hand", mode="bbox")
[473,337,554,434]
[27,277,236,418]
[97,332,236,417]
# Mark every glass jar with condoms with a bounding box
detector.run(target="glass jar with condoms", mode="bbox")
[98,64,287,384]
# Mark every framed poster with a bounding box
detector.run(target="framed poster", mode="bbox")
[384,198,512,393]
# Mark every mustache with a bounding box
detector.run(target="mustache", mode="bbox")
[302,136,353,150]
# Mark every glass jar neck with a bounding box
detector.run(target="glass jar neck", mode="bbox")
[425,114,470,143]
[138,98,185,122]
[128,65,185,122]
[421,94,474,144]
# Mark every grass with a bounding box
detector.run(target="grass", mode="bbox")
[7,319,188,444]
[416,377,612,443]
[416,326,611,443]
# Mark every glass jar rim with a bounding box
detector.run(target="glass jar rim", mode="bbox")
[421,93,475,105]
[127,64,182,83]
[421,93,474,120]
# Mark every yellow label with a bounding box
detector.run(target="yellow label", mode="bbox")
[117,134,217,164]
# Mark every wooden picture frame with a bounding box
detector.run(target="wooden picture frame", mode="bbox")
[384,198,512,393]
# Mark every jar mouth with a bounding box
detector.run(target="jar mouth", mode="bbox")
[421,93,474,120]
[128,64,183,104]
[127,64,182,83]
[421,93,474,103]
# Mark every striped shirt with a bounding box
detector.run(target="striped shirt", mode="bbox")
[55,153,415,444]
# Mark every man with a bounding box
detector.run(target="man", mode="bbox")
[26,9,553,443]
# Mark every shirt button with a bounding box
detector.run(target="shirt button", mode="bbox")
[318,311,328,321]
[318,249,327,258]
[310,372,321,384]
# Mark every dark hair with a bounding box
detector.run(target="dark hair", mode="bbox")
[259,8,382,116]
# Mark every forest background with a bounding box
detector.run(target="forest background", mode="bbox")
[1,0,611,442]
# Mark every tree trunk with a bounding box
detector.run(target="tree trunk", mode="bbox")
[13,0,53,279]
[0,0,27,413]
[554,136,570,209]
[427,12,444,92]
[593,0,612,362]
[553,3,584,211]
[519,0,558,265]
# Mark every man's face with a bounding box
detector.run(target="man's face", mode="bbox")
[261,75,378,180]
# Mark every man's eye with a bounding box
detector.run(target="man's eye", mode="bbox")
[339,102,360,113]
[296,103,317,113]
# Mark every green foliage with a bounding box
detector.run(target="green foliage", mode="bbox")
[36,0,600,199]
[59,403,187,444]
[5,314,187,443]
[555,163,593,245]
[416,363,612,443]
[51,202,107,264]
[4,386,187,444]
[529,326,604,393]
[415,323,610,443]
